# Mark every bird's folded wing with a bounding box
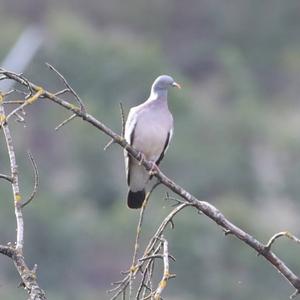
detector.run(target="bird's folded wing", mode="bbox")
[155,128,173,166]
[124,108,138,185]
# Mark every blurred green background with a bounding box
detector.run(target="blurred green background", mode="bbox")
[1,0,300,299]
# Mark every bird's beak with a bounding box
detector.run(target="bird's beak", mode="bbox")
[172,82,181,89]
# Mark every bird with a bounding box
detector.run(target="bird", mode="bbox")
[124,75,181,209]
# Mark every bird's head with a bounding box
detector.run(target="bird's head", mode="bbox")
[151,75,181,93]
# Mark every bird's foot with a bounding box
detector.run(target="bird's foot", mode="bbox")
[149,161,160,176]
[138,152,146,165]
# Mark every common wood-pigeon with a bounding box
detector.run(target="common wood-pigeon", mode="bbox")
[124,75,181,209]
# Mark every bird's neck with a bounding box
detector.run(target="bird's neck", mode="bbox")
[148,88,168,102]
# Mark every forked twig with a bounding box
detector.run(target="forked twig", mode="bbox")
[110,201,189,299]
[6,87,44,121]
[129,182,161,298]
[46,63,86,113]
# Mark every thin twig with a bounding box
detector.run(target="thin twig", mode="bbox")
[3,100,26,105]
[147,259,155,296]
[136,244,162,300]
[21,151,39,208]
[6,87,44,121]
[19,73,34,94]
[129,182,161,298]
[14,111,26,125]
[46,63,86,113]
[153,237,170,300]
[120,102,126,138]
[0,93,24,251]
[0,173,13,183]
[55,113,77,131]
[290,290,300,299]
[111,202,187,299]
[104,139,115,151]
[54,88,69,97]
[143,203,190,257]
[104,103,126,150]
[109,281,130,300]
[1,89,24,99]
[165,192,187,207]
[0,245,14,258]
[139,254,176,262]
[264,231,300,252]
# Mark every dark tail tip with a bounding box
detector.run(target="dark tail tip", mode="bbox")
[127,190,146,209]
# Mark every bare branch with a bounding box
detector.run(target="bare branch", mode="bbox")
[12,251,46,300]
[104,102,126,150]
[0,245,14,258]
[109,202,188,299]
[264,231,300,252]
[2,68,300,298]
[46,63,86,113]
[290,290,300,299]
[132,183,161,265]
[153,237,171,300]
[2,89,19,97]
[3,100,26,105]
[0,173,13,183]
[0,92,46,299]
[21,151,39,208]
[6,87,44,122]
[138,254,176,262]
[120,102,126,137]
[55,113,77,131]
[0,93,24,251]
[15,111,26,124]
[129,182,160,298]
[104,139,115,151]
[53,88,69,97]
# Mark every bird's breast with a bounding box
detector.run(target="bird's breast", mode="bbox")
[133,117,169,161]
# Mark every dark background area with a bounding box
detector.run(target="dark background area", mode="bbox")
[1,1,300,299]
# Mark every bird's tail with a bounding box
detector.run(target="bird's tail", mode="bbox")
[127,189,146,209]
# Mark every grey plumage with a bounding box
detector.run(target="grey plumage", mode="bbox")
[124,75,181,209]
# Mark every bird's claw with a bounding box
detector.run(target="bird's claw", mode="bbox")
[149,162,160,175]
[137,153,159,175]
[138,152,146,165]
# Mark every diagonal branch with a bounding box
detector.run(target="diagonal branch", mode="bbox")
[2,68,300,297]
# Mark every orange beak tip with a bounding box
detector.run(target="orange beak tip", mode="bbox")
[172,82,182,89]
